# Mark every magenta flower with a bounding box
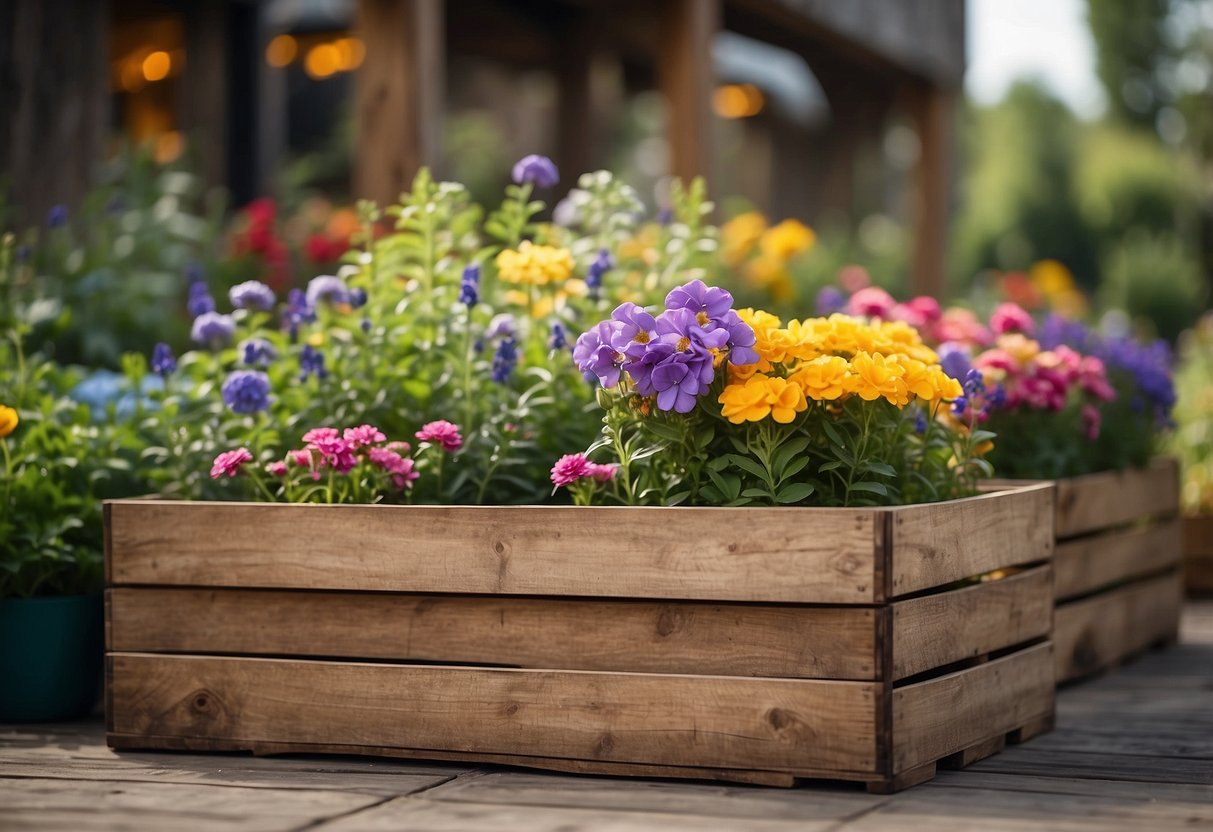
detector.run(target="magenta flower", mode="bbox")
[385,440,412,455]
[551,453,592,487]
[309,436,358,473]
[344,424,386,448]
[210,448,253,479]
[416,420,463,452]
[301,427,340,445]
[587,463,618,482]
[265,461,289,477]
[368,447,420,489]
[847,286,896,318]
[990,302,1035,335]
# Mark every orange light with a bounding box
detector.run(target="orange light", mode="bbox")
[142,50,172,82]
[119,58,146,92]
[154,131,184,164]
[304,44,340,79]
[265,34,297,68]
[712,83,764,119]
[333,37,365,70]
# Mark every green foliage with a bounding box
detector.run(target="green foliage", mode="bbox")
[7,148,226,368]
[1100,230,1208,342]
[1169,313,1213,512]
[1087,0,1172,127]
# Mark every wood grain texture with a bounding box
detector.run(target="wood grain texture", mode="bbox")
[1054,570,1183,683]
[1054,520,1182,601]
[106,588,879,680]
[891,566,1053,680]
[105,500,879,604]
[889,484,1054,597]
[891,642,1055,774]
[106,653,880,776]
[1053,458,1180,538]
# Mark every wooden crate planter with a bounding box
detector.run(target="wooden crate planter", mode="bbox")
[103,484,1055,793]
[1183,515,1213,596]
[997,459,1183,684]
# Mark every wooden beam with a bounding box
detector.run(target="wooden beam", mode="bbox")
[180,3,229,192]
[905,81,953,298]
[355,0,444,206]
[658,0,719,187]
[0,0,109,226]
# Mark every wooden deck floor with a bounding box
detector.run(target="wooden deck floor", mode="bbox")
[2,602,1211,831]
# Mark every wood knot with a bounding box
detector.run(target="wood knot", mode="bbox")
[767,707,794,731]
[493,540,507,555]
[502,702,520,717]
[190,691,212,713]
[655,608,682,637]
[726,542,738,553]
[595,733,616,755]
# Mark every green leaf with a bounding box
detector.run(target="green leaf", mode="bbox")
[821,420,846,448]
[818,460,843,473]
[850,481,889,496]
[860,461,897,478]
[771,436,811,473]
[727,453,770,484]
[779,456,810,482]
[776,482,815,504]
[741,487,771,499]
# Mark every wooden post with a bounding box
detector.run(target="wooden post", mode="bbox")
[658,0,719,187]
[556,14,601,188]
[907,82,953,299]
[180,3,229,193]
[354,0,444,206]
[0,0,109,226]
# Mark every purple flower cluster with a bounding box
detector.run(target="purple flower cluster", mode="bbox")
[191,311,235,346]
[572,280,758,413]
[585,249,613,300]
[151,342,176,377]
[492,337,518,383]
[300,344,327,381]
[1038,313,1176,423]
[511,154,559,189]
[459,263,480,307]
[306,274,350,307]
[221,370,271,414]
[187,282,216,317]
[229,280,276,312]
[952,368,1005,422]
[241,338,278,367]
[283,288,316,342]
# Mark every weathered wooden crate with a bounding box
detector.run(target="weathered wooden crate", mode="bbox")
[996,459,1182,684]
[1182,515,1213,596]
[103,484,1055,793]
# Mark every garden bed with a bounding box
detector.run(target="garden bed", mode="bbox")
[994,458,1182,683]
[104,484,1055,793]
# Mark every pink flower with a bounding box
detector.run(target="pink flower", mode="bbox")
[368,447,419,489]
[838,265,871,293]
[551,453,592,487]
[265,461,289,477]
[888,303,926,328]
[309,436,358,473]
[385,440,412,455]
[344,424,386,448]
[906,296,942,324]
[990,303,1035,336]
[933,308,993,347]
[302,427,340,445]
[1081,404,1102,441]
[587,463,618,483]
[416,420,463,452]
[289,448,315,467]
[1079,356,1116,402]
[847,286,896,319]
[210,448,253,479]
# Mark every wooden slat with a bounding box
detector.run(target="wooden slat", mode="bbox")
[1054,458,1179,538]
[105,501,879,604]
[891,642,1055,774]
[889,484,1054,597]
[658,0,718,186]
[107,653,880,776]
[107,588,880,680]
[891,566,1053,680]
[1183,515,1213,594]
[1054,570,1183,683]
[1054,519,1182,601]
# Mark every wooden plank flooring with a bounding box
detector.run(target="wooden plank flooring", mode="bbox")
[2,602,1211,831]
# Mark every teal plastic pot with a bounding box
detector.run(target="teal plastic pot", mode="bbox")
[0,593,103,722]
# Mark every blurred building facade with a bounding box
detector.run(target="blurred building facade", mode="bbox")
[1,0,964,293]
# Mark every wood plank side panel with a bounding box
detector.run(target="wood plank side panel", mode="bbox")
[1054,519,1183,601]
[107,654,880,776]
[1183,515,1213,594]
[1053,570,1183,683]
[891,642,1055,774]
[107,588,880,680]
[891,566,1053,680]
[889,484,1054,597]
[1054,458,1180,538]
[105,501,879,604]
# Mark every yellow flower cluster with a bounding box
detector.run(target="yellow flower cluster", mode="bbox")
[495,241,575,287]
[717,311,962,423]
[720,213,816,303]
